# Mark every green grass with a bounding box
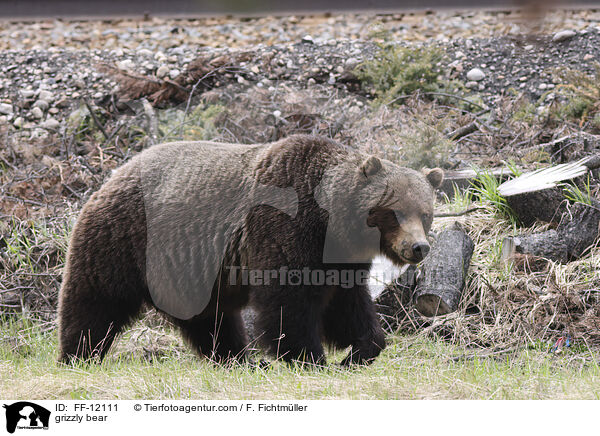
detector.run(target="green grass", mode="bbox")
[469,169,520,226]
[2,317,600,400]
[562,175,593,206]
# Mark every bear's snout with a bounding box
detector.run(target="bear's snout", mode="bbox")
[411,242,430,262]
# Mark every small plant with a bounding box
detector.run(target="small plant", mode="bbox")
[355,45,444,106]
[470,169,519,225]
[158,103,225,142]
[551,63,600,122]
[562,175,593,205]
[397,122,454,169]
[445,183,473,212]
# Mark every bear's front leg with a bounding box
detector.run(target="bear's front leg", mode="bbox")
[253,287,326,366]
[322,284,386,366]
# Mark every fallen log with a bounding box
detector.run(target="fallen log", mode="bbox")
[502,200,600,265]
[497,157,598,226]
[413,223,474,317]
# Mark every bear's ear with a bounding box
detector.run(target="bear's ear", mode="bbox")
[422,167,444,188]
[360,156,382,178]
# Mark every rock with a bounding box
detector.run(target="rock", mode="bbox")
[116,59,135,71]
[465,81,479,89]
[33,99,49,111]
[169,68,180,79]
[21,89,35,98]
[0,102,13,115]
[301,34,314,44]
[38,90,54,102]
[41,117,60,129]
[13,116,24,128]
[466,68,485,81]
[344,57,359,69]
[31,106,43,119]
[552,30,576,42]
[138,48,153,57]
[156,65,169,78]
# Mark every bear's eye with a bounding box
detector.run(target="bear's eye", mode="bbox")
[392,210,405,223]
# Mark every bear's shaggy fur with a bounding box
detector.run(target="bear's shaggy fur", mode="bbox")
[57,134,442,365]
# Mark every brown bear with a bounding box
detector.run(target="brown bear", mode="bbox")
[57,134,442,366]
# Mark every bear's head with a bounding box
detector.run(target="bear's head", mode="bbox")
[314,153,443,266]
[361,156,443,265]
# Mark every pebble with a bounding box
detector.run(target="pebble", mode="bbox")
[169,69,180,79]
[344,57,359,69]
[117,59,135,70]
[41,117,60,129]
[156,65,169,78]
[31,106,44,119]
[552,30,577,42]
[465,81,479,89]
[466,68,485,81]
[273,109,282,117]
[13,116,24,128]
[21,89,35,98]
[38,90,54,102]
[301,35,314,44]
[0,102,13,115]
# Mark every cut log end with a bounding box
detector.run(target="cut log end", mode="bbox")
[414,294,453,317]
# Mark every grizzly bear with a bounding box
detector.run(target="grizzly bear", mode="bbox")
[57,134,442,366]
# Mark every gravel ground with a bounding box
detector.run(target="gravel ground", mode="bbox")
[1,9,600,132]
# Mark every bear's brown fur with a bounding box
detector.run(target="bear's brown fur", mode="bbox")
[57,134,442,365]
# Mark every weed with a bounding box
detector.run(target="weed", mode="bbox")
[396,121,455,169]
[158,103,225,142]
[551,63,600,122]
[355,44,444,106]
[562,175,593,205]
[469,169,520,226]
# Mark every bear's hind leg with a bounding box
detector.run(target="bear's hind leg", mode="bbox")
[58,283,144,363]
[175,310,249,364]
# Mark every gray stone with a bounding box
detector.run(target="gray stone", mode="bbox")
[31,106,43,119]
[33,99,49,111]
[117,59,135,71]
[21,89,35,98]
[38,90,54,102]
[466,68,485,81]
[156,65,169,79]
[0,103,13,115]
[41,117,60,129]
[552,30,576,42]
